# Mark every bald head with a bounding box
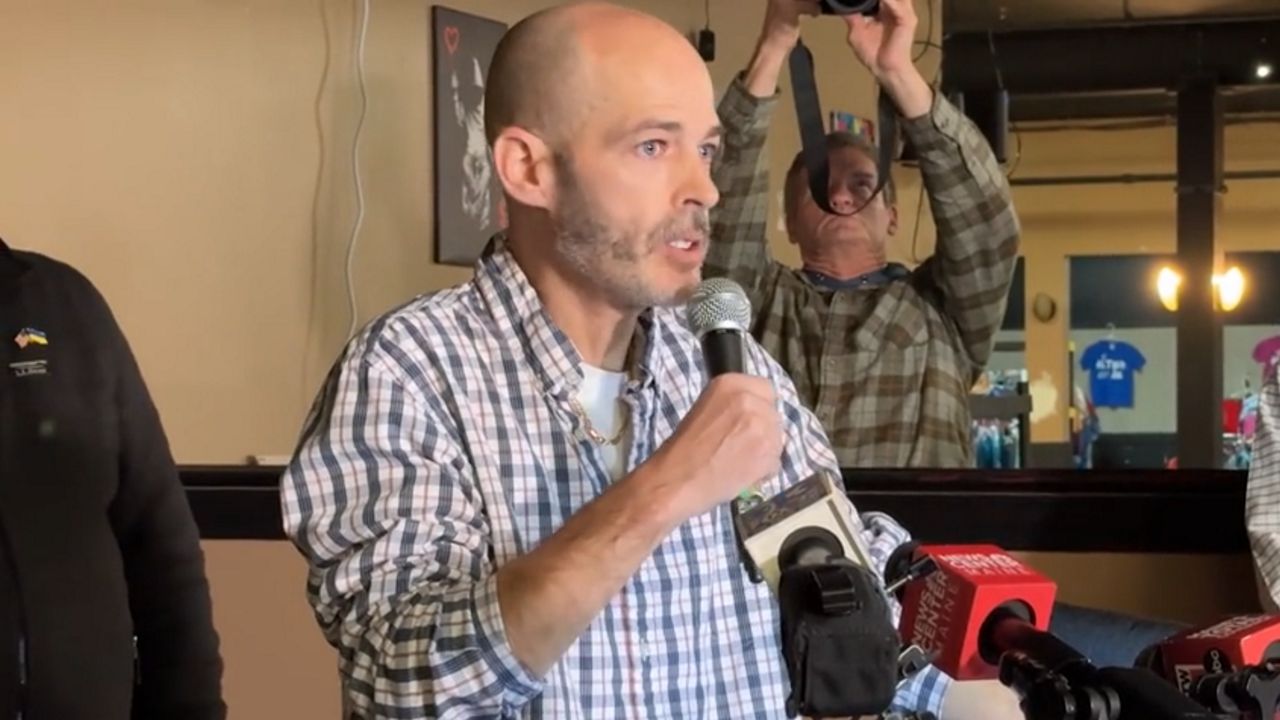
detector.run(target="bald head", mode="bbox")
[484,2,704,150]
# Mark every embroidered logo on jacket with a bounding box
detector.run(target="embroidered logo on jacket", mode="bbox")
[8,360,48,377]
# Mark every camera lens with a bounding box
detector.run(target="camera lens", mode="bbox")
[822,0,880,15]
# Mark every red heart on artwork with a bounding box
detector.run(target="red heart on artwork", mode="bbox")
[444,26,460,55]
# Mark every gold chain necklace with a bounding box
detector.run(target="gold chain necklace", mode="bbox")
[569,397,630,446]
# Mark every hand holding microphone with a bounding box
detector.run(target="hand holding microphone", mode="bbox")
[652,278,783,521]
[658,374,783,518]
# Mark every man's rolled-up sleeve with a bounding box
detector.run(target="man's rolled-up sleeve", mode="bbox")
[904,93,1021,382]
[281,332,542,719]
[706,73,783,313]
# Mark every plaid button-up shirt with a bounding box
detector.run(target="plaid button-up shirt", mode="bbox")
[280,238,950,719]
[1248,371,1280,610]
[706,76,1022,468]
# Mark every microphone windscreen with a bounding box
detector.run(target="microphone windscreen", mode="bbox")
[687,277,751,338]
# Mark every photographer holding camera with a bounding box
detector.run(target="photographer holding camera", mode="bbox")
[707,2,1184,708]
[707,0,1020,469]
[704,2,1028,716]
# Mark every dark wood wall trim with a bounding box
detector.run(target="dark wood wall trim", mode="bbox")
[843,469,1246,553]
[183,465,285,540]
[182,466,1249,553]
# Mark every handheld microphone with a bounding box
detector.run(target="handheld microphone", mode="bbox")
[688,277,750,377]
[687,277,759,582]
[688,279,878,591]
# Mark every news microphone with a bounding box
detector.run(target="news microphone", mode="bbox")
[1138,614,1280,717]
[1086,667,1223,720]
[688,277,750,377]
[735,472,877,591]
[735,473,902,717]
[896,544,1057,681]
[1139,614,1280,689]
[895,545,1219,719]
[688,280,907,716]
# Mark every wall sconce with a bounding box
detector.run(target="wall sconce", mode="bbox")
[1157,266,1182,311]
[1214,266,1245,311]
[1156,264,1245,312]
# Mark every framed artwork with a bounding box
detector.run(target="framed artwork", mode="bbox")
[431,6,508,266]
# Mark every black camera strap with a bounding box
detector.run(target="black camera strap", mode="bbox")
[788,38,897,216]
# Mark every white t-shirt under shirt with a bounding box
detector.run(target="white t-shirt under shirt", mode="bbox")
[578,363,629,479]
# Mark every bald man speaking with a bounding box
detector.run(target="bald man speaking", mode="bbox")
[281,3,1007,719]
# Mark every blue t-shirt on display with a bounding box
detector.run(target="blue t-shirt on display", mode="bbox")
[1081,340,1146,408]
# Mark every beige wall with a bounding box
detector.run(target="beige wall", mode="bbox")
[1018,551,1262,624]
[205,542,338,719]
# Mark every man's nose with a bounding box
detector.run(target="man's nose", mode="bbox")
[680,154,720,210]
[827,181,857,213]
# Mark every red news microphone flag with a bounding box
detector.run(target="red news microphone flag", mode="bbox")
[898,544,1057,680]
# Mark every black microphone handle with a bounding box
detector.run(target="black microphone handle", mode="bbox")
[702,328,746,377]
[701,326,759,581]
[983,608,1222,720]
[1094,667,1223,720]
[982,605,1091,677]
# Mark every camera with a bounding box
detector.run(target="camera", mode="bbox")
[820,0,880,16]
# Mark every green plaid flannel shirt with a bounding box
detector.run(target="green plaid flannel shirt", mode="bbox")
[706,75,1021,468]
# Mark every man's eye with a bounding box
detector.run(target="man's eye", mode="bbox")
[638,140,667,157]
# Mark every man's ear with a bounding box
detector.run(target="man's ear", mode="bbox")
[492,127,556,211]
[885,202,899,237]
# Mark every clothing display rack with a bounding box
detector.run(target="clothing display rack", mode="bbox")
[970,370,1032,469]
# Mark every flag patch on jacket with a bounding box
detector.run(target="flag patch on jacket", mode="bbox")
[14,327,48,349]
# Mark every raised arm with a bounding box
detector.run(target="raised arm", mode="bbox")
[846,0,1021,378]
[905,93,1020,376]
[706,1,819,311]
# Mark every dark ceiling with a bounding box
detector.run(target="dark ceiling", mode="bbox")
[940,0,1280,121]
[943,0,1280,33]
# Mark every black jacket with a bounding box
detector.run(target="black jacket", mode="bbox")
[0,240,225,719]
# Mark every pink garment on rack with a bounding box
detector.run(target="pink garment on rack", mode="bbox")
[1255,335,1280,380]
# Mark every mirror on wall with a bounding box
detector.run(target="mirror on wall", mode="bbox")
[1066,253,1279,471]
